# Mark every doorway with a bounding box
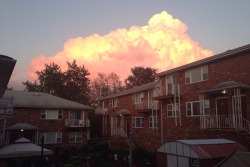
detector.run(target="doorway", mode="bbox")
[216,97,229,115]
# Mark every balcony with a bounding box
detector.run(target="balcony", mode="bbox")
[65,119,90,127]
[200,114,250,134]
[134,101,159,111]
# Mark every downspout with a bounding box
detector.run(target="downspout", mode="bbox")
[160,101,163,143]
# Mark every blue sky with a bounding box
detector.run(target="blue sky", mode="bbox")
[1,1,250,90]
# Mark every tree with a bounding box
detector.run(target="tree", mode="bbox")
[125,66,158,89]
[90,72,124,106]
[23,63,65,96]
[64,60,91,104]
[23,60,91,105]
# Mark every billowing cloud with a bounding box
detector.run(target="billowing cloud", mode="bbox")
[27,11,213,81]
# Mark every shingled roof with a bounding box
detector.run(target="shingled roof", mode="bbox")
[158,43,250,77]
[99,81,159,100]
[3,90,93,110]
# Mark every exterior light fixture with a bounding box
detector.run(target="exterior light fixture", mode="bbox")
[221,89,226,94]
[20,129,24,132]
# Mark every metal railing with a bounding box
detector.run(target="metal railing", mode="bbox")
[200,114,250,133]
[134,101,159,110]
[65,119,90,127]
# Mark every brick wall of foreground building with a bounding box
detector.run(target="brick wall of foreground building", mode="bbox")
[99,44,250,152]
[1,108,89,149]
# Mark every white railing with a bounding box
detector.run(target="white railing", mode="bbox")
[134,101,159,110]
[201,114,250,133]
[241,117,250,133]
[65,119,90,127]
[112,127,127,137]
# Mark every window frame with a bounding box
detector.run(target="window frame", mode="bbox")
[40,132,62,144]
[132,92,144,104]
[186,100,210,117]
[167,103,180,117]
[110,98,117,108]
[103,100,109,109]
[132,117,144,128]
[149,116,158,128]
[69,132,82,143]
[185,65,208,84]
[40,109,63,120]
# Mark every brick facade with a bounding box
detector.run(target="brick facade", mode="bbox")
[99,44,250,152]
[0,91,91,150]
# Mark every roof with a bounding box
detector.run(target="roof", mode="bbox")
[100,81,159,100]
[215,151,250,167]
[199,81,250,94]
[3,90,93,110]
[112,109,131,115]
[6,123,39,130]
[158,43,250,77]
[0,55,16,98]
[157,138,247,159]
[0,137,52,158]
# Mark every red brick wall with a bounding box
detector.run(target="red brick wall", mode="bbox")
[102,52,250,151]
[1,108,89,149]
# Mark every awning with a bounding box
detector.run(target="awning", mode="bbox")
[199,81,250,94]
[153,94,174,100]
[112,109,131,115]
[6,123,39,130]
[0,137,52,158]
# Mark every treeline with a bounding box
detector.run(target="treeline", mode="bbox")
[23,60,158,106]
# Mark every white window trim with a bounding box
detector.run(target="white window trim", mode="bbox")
[167,103,179,117]
[166,76,174,95]
[149,116,158,128]
[41,109,63,120]
[69,132,82,143]
[186,100,210,117]
[103,100,109,109]
[132,92,144,104]
[132,117,144,128]
[40,132,62,144]
[185,66,208,84]
[111,98,117,108]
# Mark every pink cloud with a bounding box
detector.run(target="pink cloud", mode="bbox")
[27,11,213,82]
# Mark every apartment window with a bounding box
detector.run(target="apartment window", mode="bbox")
[40,132,62,144]
[132,117,144,128]
[186,100,210,116]
[103,100,109,109]
[167,104,179,117]
[166,75,179,95]
[110,98,117,108]
[41,110,63,119]
[185,66,208,84]
[69,132,82,143]
[149,116,158,128]
[132,92,144,104]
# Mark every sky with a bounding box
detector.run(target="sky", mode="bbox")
[1,1,250,90]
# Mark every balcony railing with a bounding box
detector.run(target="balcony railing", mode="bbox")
[65,119,90,127]
[134,101,159,110]
[200,114,250,133]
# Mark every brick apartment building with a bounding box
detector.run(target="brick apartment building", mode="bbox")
[98,44,250,152]
[0,90,92,150]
